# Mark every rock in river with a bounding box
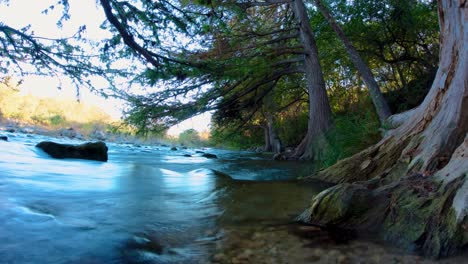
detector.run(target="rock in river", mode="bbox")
[202,153,217,159]
[0,135,7,141]
[36,141,108,162]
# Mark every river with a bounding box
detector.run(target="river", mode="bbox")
[0,132,322,263]
[2,132,467,264]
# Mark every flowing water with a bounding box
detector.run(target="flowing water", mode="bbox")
[3,133,467,264]
[0,132,322,264]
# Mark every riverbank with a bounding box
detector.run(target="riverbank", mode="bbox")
[0,121,163,145]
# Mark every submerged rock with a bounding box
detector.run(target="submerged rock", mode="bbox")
[273,153,287,160]
[170,147,178,151]
[202,153,217,159]
[36,141,108,161]
[0,135,7,141]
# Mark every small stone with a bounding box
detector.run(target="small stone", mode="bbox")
[328,249,340,258]
[231,257,242,264]
[337,254,348,264]
[249,240,266,248]
[297,225,321,232]
[310,248,323,257]
[238,249,253,260]
[268,247,278,255]
[212,253,226,262]
[251,232,263,239]
[171,147,178,151]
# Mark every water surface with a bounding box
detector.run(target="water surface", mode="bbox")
[0,133,322,263]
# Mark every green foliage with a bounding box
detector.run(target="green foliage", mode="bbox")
[1,0,441,160]
[276,111,308,148]
[384,69,436,113]
[209,123,263,150]
[319,105,382,169]
[178,129,201,147]
[0,6,123,93]
[49,114,67,126]
[322,0,439,92]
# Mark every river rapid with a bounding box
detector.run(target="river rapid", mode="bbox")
[2,133,467,264]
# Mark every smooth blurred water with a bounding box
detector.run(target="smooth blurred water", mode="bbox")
[0,133,323,264]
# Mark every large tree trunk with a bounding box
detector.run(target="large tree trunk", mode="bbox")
[290,0,333,160]
[313,0,392,124]
[298,0,467,258]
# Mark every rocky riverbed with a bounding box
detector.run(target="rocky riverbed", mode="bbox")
[207,224,467,264]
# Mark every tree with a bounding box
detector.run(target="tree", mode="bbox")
[178,128,201,146]
[287,0,333,160]
[0,2,124,93]
[107,0,333,161]
[313,0,391,124]
[336,0,440,112]
[299,0,467,257]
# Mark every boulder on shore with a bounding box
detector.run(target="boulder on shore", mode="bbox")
[59,127,77,138]
[36,141,108,162]
[90,129,106,141]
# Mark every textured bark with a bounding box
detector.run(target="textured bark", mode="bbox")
[313,0,392,124]
[387,108,418,128]
[290,0,333,160]
[299,0,467,257]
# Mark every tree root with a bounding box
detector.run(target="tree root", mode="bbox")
[298,173,468,258]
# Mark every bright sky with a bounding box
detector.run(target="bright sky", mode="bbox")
[0,0,211,136]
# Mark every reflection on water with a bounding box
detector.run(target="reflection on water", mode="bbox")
[0,133,321,263]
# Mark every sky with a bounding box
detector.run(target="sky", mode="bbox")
[0,0,211,136]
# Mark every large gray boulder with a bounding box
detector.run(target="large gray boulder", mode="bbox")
[36,141,108,162]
